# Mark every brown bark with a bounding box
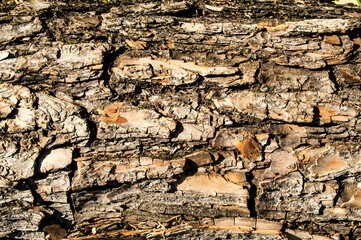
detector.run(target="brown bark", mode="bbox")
[1,0,361,239]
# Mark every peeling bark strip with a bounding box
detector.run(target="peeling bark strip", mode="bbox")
[1,0,361,239]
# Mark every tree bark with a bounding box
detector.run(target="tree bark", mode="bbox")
[1,0,361,239]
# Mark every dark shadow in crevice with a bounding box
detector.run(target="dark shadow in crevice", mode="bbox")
[284,233,303,240]
[101,46,127,97]
[70,181,131,194]
[78,107,98,147]
[333,174,349,207]
[327,66,341,93]
[168,159,199,194]
[169,121,184,139]
[312,106,320,125]
[246,172,258,218]
[164,3,202,18]
[213,152,225,165]
[67,153,78,223]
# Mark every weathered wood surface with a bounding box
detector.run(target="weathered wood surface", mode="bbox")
[1,0,361,239]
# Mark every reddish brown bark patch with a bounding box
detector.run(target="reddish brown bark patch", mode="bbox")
[101,103,128,124]
[318,106,337,123]
[234,137,262,161]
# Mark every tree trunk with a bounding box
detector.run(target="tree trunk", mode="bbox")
[1,0,361,239]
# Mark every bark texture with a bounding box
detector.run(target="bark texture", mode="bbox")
[1,0,361,239]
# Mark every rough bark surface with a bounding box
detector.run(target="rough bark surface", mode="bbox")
[1,0,361,239]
